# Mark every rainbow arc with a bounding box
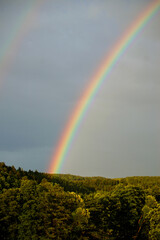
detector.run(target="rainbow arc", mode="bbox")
[48,0,160,174]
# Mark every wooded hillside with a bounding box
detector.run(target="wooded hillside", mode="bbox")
[0,162,160,239]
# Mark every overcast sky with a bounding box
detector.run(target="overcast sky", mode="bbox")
[0,0,159,177]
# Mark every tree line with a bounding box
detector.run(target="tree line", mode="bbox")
[0,162,160,239]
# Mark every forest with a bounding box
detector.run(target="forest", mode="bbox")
[0,162,160,240]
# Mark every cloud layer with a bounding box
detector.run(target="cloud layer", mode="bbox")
[0,0,159,177]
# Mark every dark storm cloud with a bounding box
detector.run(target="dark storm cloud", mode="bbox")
[0,0,159,176]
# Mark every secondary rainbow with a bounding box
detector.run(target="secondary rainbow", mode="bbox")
[0,0,44,83]
[48,0,160,174]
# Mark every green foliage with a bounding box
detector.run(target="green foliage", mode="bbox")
[149,205,160,240]
[0,188,20,239]
[0,162,160,239]
[85,185,145,239]
[136,195,160,240]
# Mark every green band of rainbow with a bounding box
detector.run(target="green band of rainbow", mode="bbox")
[48,0,160,173]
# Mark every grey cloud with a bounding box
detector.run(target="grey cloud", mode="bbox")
[0,0,159,177]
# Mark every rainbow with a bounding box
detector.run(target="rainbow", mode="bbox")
[48,0,160,174]
[0,0,44,83]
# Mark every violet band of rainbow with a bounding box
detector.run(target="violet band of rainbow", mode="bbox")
[48,0,160,174]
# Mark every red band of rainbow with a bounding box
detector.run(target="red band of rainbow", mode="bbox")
[48,1,160,174]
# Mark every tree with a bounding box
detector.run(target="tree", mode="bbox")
[149,204,160,240]
[0,188,20,240]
